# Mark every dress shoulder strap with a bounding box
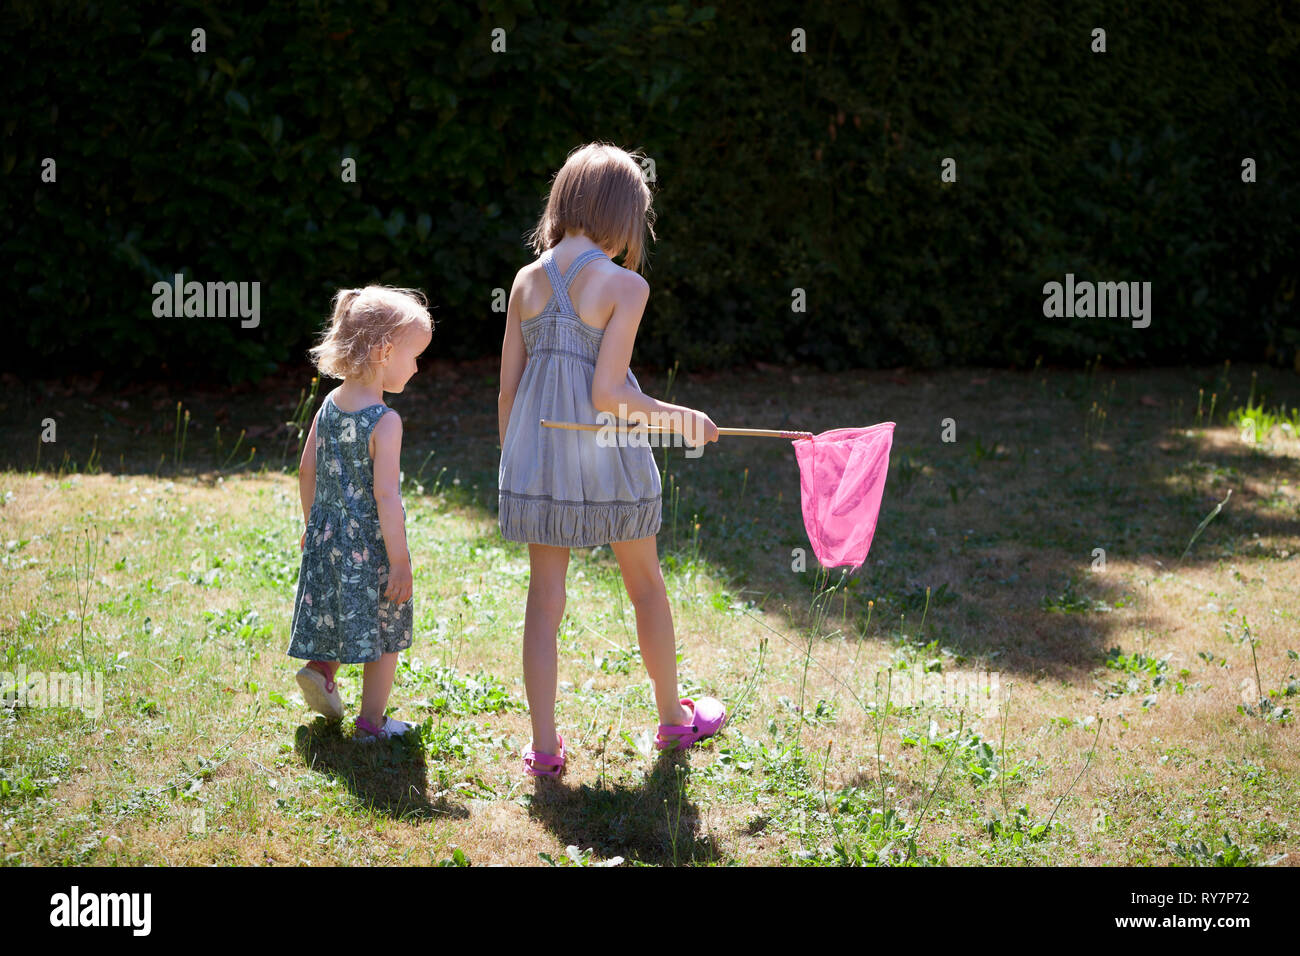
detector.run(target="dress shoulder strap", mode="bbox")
[541,247,609,315]
[321,392,391,444]
[540,249,568,313]
[560,248,609,291]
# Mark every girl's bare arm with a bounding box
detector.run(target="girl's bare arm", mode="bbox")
[591,271,717,443]
[298,410,320,539]
[498,275,527,446]
[372,411,412,602]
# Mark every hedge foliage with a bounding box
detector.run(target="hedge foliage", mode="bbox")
[3,0,1297,381]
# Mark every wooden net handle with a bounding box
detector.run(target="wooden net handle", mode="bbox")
[539,419,814,439]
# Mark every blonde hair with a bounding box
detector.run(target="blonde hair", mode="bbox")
[527,142,657,273]
[309,286,432,380]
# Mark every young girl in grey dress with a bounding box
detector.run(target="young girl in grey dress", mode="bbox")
[289,286,433,740]
[498,142,728,776]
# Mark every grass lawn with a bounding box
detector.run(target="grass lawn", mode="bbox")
[0,358,1297,866]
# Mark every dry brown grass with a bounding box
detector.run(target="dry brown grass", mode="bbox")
[1,362,1298,865]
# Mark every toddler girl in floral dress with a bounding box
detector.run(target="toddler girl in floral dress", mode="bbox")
[288,286,432,740]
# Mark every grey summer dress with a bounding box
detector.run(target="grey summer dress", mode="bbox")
[288,392,413,663]
[498,247,662,547]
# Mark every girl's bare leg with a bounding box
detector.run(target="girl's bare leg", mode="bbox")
[359,651,399,727]
[524,543,570,754]
[610,536,691,728]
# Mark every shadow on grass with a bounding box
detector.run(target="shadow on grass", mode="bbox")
[7,361,1299,683]
[525,748,725,865]
[293,718,468,822]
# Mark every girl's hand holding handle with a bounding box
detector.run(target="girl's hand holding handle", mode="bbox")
[684,409,720,447]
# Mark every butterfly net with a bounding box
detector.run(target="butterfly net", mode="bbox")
[791,423,896,570]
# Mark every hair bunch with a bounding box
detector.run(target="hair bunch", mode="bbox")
[309,286,432,380]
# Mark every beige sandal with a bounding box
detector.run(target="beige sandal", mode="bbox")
[296,664,343,719]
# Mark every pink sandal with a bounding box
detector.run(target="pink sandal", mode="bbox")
[522,735,566,777]
[353,714,415,741]
[655,697,727,751]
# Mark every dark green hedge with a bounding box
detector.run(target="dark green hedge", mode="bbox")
[3,0,1297,381]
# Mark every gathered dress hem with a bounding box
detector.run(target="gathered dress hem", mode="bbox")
[499,490,662,547]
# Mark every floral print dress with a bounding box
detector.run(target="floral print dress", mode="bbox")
[288,392,413,664]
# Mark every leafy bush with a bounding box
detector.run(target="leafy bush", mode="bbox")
[3,1,1296,381]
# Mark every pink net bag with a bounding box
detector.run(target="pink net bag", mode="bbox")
[791,423,896,570]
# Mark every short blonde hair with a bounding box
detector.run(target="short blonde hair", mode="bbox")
[309,286,432,380]
[527,142,657,273]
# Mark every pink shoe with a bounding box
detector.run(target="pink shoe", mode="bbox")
[353,715,415,741]
[655,697,727,751]
[522,735,566,777]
